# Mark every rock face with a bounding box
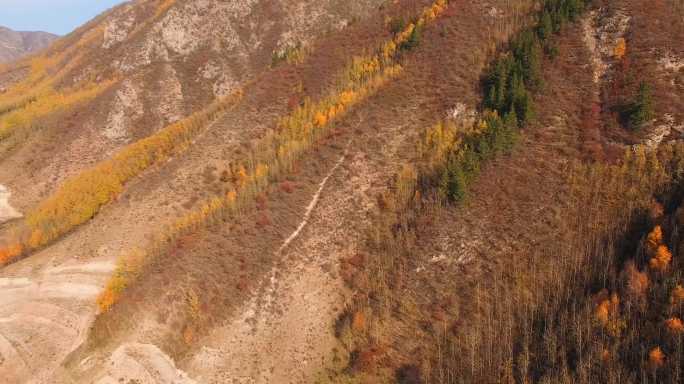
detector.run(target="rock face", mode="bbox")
[13,0,385,143]
[0,26,57,63]
[94,0,384,112]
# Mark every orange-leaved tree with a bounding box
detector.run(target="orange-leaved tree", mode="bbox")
[614,38,627,60]
[649,245,672,272]
[649,346,665,370]
[665,317,684,334]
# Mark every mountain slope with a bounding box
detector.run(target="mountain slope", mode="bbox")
[0,0,385,224]
[0,26,57,64]
[0,0,682,383]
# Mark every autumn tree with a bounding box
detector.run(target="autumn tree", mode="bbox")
[646,225,663,254]
[649,245,672,272]
[649,347,665,370]
[665,317,684,334]
[613,38,627,60]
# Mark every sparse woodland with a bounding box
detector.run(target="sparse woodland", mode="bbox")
[0,0,682,382]
[328,0,684,383]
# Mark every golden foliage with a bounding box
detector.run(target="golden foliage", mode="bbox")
[649,347,665,369]
[96,272,127,313]
[595,293,620,325]
[649,245,672,272]
[381,0,447,62]
[0,243,23,265]
[0,80,115,141]
[595,293,624,336]
[0,46,93,117]
[0,91,242,267]
[155,0,176,18]
[423,0,448,23]
[418,120,459,169]
[646,225,663,254]
[614,38,627,59]
[395,23,416,48]
[314,111,328,127]
[97,248,145,312]
[276,64,402,174]
[236,165,249,188]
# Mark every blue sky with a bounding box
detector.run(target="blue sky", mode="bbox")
[0,0,127,35]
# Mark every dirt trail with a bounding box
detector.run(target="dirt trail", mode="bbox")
[278,145,349,254]
[180,145,376,384]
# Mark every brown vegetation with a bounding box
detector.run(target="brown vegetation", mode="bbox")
[94,0,450,313]
[327,0,684,381]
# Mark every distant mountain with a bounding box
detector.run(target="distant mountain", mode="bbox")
[0,26,58,63]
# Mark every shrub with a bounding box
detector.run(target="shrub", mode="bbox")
[280,181,294,193]
[538,10,554,41]
[627,81,655,130]
[271,42,306,67]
